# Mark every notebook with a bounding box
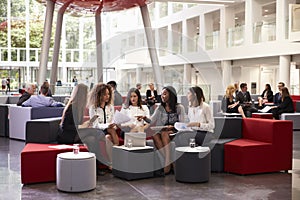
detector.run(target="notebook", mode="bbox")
[124,132,146,147]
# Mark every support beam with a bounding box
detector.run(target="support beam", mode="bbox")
[38,0,55,86]
[279,55,291,88]
[50,0,72,94]
[222,60,232,88]
[95,9,103,83]
[140,5,163,91]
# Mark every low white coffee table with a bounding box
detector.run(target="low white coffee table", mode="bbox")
[56,152,96,192]
[175,146,211,183]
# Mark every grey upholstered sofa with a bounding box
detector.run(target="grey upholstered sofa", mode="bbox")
[9,105,64,140]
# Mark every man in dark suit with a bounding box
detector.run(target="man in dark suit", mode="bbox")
[236,83,257,117]
[274,82,285,106]
[146,83,158,114]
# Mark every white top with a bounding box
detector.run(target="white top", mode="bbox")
[176,146,210,153]
[188,102,214,132]
[89,105,114,129]
[57,152,95,160]
[120,105,150,126]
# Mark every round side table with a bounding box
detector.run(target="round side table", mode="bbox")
[56,152,96,192]
[175,146,211,183]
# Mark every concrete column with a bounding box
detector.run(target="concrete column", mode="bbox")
[7,0,11,62]
[199,15,205,50]
[279,55,291,88]
[221,60,232,88]
[276,0,287,41]
[183,64,192,84]
[140,5,163,92]
[220,6,235,48]
[79,18,84,63]
[62,20,67,83]
[38,0,55,86]
[245,0,261,45]
[182,19,188,53]
[50,2,70,94]
[168,24,173,54]
[25,0,30,83]
[136,65,142,84]
[95,10,103,83]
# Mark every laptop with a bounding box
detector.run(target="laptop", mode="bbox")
[124,132,146,147]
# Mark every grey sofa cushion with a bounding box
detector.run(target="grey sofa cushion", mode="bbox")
[214,117,242,139]
[31,107,64,119]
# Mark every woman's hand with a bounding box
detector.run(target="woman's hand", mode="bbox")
[108,123,116,129]
[187,122,200,127]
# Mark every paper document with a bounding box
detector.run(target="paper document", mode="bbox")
[48,145,74,149]
[174,122,193,132]
[258,106,272,113]
[113,110,131,124]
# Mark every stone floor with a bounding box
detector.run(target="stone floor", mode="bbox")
[0,132,300,200]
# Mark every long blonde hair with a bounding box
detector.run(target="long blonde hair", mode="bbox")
[61,83,88,126]
[88,83,113,108]
[225,85,235,102]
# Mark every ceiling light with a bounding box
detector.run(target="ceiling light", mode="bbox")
[235,17,238,20]
[264,9,269,12]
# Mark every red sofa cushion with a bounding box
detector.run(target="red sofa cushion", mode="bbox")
[224,139,273,174]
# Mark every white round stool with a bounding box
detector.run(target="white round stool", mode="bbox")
[56,152,96,192]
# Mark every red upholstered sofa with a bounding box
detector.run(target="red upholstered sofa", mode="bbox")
[224,118,293,175]
[291,95,300,112]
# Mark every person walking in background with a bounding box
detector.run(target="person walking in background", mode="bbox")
[146,83,158,114]
[72,76,78,86]
[1,77,6,94]
[107,80,123,106]
[136,83,142,92]
[271,87,294,119]
[6,77,10,94]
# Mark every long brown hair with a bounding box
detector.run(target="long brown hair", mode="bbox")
[88,83,113,108]
[281,87,290,101]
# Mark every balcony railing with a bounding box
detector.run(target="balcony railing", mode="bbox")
[205,31,219,50]
[227,25,245,47]
[253,21,276,43]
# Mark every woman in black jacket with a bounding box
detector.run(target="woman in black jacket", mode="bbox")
[272,87,294,119]
[258,84,273,108]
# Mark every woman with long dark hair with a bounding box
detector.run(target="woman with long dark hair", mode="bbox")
[120,88,150,133]
[186,86,215,146]
[147,86,185,174]
[272,87,294,119]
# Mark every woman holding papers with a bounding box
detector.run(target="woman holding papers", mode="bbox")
[222,85,246,118]
[120,88,150,133]
[186,86,215,146]
[147,86,185,175]
[271,87,294,119]
[88,83,119,169]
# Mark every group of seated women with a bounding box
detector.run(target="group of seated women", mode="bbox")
[222,82,294,119]
[57,83,215,175]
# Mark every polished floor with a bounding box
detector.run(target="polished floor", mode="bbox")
[0,132,300,200]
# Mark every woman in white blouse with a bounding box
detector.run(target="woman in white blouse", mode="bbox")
[88,83,119,169]
[120,88,150,133]
[187,86,214,146]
